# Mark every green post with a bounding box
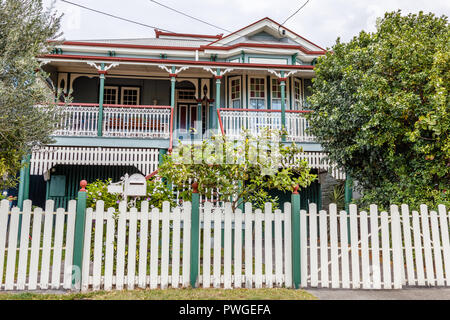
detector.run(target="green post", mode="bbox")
[170,67,176,131]
[197,99,202,140]
[190,182,200,288]
[291,185,301,289]
[158,149,167,166]
[344,175,353,212]
[280,71,286,142]
[72,180,88,290]
[97,63,106,137]
[17,158,26,210]
[345,175,353,242]
[214,69,221,130]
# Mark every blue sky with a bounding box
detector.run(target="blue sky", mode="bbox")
[43,0,449,48]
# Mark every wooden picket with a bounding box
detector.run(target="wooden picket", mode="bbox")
[0,199,76,291]
[0,199,448,291]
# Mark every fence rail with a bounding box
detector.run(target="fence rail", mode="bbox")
[0,197,448,291]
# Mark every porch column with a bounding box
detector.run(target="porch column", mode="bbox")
[196,99,202,139]
[280,71,287,141]
[214,68,222,130]
[169,67,177,132]
[97,63,106,137]
[17,154,31,210]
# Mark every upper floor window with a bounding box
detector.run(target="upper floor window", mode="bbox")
[294,79,303,110]
[271,78,282,110]
[104,86,118,105]
[249,77,265,109]
[229,77,241,108]
[121,87,140,105]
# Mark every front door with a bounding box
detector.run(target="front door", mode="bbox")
[177,103,200,140]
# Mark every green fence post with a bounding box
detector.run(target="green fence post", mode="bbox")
[72,180,88,290]
[345,175,353,242]
[190,181,200,288]
[291,184,301,289]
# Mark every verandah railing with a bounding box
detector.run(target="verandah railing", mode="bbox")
[218,108,315,142]
[45,103,173,139]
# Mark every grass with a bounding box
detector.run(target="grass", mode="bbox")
[0,288,317,300]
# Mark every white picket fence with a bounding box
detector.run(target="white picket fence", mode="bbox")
[0,199,448,291]
[300,203,450,289]
[0,200,76,291]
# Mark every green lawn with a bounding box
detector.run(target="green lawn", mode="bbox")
[0,288,317,300]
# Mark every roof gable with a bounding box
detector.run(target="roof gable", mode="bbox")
[206,17,324,52]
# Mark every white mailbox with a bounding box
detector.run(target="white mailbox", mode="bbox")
[124,173,147,197]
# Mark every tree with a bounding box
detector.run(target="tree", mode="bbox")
[158,129,317,211]
[0,0,62,189]
[307,11,449,208]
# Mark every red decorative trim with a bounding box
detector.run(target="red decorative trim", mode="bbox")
[50,40,200,51]
[217,109,225,136]
[293,184,299,194]
[278,77,287,82]
[80,180,87,192]
[201,42,326,55]
[192,181,199,193]
[40,54,317,70]
[207,99,215,103]
[169,107,174,152]
[49,38,326,55]
[57,102,171,109]
[98,70,108,75]
[214,75,223,80]
[145,169,159,180]
[218,107,312,114]
[169,73,178,78]
[155,29,223,40]
[196,99,203,103]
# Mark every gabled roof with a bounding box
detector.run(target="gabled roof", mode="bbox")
[204,17,325,52]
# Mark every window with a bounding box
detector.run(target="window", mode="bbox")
[121,87,140,105]
[229,77,241,108]
[177,90,196,101]
[271,78,282,110]
[294,79,303,110]
[104,86,118,105]
[249,77,265,109]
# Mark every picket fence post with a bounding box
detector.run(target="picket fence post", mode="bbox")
[190,182,200,288]
[72,180,88,290]
[291,185,301,289]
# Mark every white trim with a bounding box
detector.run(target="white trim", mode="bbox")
[30,146,160,176]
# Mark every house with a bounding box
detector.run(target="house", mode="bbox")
[19,17,346,210]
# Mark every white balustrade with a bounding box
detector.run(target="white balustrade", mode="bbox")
[219,109,315,142]
[51,104,99,137]
[103,106,171,138]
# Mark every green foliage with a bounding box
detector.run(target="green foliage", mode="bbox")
[85,177,175,213]
[0,0,62,189]
[158,129,317,210]
[330,182,345,211]
[307,11,450,209]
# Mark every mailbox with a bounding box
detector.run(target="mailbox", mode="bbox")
[124,173,147,197]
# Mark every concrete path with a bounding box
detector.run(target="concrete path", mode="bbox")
[306,287,450,300]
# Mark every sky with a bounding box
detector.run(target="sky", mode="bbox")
[42,0,449,49]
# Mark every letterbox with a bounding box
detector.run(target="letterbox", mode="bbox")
[124,173,147,197]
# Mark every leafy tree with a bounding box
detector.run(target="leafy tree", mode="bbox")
[158,129,317,211]
[307,11,449,208]
[0,0,62,189]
